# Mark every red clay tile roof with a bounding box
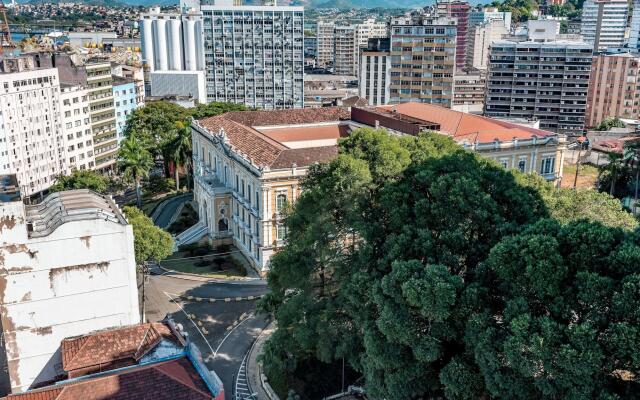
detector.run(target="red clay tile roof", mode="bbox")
[61,323,183,373]
[197,108,350,169]
[5,358,215,400]
[377,103,555,143]
[257,124,350,142]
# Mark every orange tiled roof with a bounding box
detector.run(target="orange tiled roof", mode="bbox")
[5,358,214,400]
[61,323,183,373]
[257,124,350,142]
[377,103,555,143]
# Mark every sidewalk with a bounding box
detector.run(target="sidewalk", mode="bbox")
[246,322,278,400]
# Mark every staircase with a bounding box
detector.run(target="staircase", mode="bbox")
[173,221,208,251]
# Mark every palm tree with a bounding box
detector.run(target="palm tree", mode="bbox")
[118,131,153,208]
[168,123,192,191]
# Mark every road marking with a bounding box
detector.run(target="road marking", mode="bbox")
[213,313,254,359]
[163,291,215,358]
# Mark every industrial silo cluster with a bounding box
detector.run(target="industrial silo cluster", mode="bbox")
[140,8,205,73]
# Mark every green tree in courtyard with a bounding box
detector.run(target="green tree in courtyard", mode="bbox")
[260,127,640,399]
[50,170,108,194]
[168,121,193,191]
[123,206,174,264]
[595,117,626,131]
[118,131,153,208]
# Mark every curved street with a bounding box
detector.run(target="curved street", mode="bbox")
[146,203,271,400]
[153,193,193,229]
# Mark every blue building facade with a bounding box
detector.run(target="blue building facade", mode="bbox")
[112,77,138,141]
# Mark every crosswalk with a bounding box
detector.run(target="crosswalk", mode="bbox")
[235,353,257,400]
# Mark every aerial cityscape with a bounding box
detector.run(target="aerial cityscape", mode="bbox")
[0,0,638,399]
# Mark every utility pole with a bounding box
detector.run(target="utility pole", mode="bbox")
[573,143,583,190]
[141,262,148,323]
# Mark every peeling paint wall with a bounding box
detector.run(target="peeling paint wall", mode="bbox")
[0,200,140,394]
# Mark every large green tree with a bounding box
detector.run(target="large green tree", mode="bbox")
[50,170,108,194]
[118,131,153,207]
[123,206,174,264]
[261,127,640,399]
[168,121,192,191]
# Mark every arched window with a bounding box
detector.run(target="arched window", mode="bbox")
[276,193,287,213]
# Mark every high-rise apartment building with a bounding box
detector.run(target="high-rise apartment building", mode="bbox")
[581,0,628,51]
[586,52,640,127]
[436,0,470,69]
[453,69,486,114]
[359,38,391,105]
[485,20,592,136]
[467,18,508,70]
[0,65,66,197]
[468,7,511,31]
[113,77,139,141]
[86,61,118,170]
[355,19,388,48]
[334,25,357,76]
[388,14,457,107]
[316,20,335,70]
[60,84,95,172]
[201,3,305,109]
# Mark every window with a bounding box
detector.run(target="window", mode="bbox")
[276,223,286,240]
[276,193,287,213]
[518,159,526,172]
[540,157,555,175]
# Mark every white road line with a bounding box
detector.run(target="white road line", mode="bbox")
[213,313,254,359]
[163,291,216,357]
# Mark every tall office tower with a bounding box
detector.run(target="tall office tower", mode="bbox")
[60,84,95,172]
[466,18,508,70]
[140,8,206,103]
[359,38,391,105]
[468,7,512,31]
[581,0,628,51]
[85,61,118,170]
[485,20,592,136]
[388,14,457,107]
[201,2,305,109]
[436,0,470,69]
[628,0,640,50]
[453,69,486,114]
[355,19,389,48]
[0,62,66,198]
[334,25,357,76]
[586,52,640,127]
[316,20,335,69]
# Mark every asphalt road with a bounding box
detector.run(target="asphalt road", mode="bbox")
[144,273,270,400]
[154,193,193,229]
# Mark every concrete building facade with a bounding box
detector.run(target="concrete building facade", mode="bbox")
[436,0,470,69]
[467,18,508,70]
[453,70,486,114]
[468,7,512,31]
[0,184,140,394]
[86,61,118,170]
[586,53,640,128]
[388,14,457,107]
[581,0,628,51]
[334,25,357,76]
[60,84,95,172]
[0,67,65,198]
[112,77,138,141]
[316,20,335,70]
[359,38,391,106]
[485,21,592,136]
[201,3,305,109]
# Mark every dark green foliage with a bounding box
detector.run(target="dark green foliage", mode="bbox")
[50,170,109,194]
[260,127,640,399]
[595,117,626,131]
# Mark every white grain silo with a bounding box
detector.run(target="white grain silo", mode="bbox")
[168,18,184,71]
[184,18,197,71]
[141,18,155,71]
[154,18,168,71]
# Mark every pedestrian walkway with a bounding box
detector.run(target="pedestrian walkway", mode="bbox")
[246,322,278,400]
[235,354,255,399]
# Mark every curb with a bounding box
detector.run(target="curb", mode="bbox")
[155,264,267,285]
[247,322,279,400]
[168,294,266,303]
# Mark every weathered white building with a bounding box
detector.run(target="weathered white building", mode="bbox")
[0,178,140,394]
[0,67,66,198]
[60,84,95,172]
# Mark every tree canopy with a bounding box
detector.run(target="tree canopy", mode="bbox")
[260,127,640,399]
[123,206,174,264]
[595,117,626,132]
[50,170,109,194]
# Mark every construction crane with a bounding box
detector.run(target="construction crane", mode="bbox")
[0,0,15,52]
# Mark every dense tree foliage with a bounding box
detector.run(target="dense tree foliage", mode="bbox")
[490,0,539,22]
[118,131,154,207]
[595,117,626,132]
[123,206,174,265]
[50,170,109,194]
[260,128,640,399]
